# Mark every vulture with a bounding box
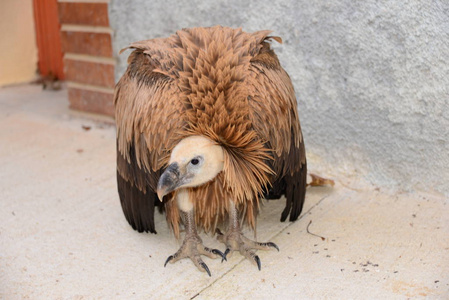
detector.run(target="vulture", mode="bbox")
[114,26,307,276]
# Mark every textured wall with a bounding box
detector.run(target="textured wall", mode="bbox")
[109,0,449,196]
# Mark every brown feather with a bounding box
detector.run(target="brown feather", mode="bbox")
[115,26,307,237]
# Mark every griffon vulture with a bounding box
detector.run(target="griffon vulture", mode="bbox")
[115,26,307,276]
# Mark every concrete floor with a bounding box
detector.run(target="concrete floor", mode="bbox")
[0,84,448,299]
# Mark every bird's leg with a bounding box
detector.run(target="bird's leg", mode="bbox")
[216,200,279,270]
[164,209,224,276]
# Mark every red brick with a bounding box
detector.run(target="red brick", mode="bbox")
[68,87,114,117]
[61,31,112,57]
[58,2,109,26]
[64,59,115,88]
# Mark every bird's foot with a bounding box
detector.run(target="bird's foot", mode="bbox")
[164,233,224,276]
[216,228,279,270]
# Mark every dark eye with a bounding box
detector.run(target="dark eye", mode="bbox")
[190,158,199,165]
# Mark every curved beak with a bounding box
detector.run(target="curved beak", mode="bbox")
[157,163,180,201]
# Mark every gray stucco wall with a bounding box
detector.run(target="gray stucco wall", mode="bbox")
[109,1,449,196]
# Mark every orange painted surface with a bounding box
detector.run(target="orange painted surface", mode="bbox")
[33,0,64,79]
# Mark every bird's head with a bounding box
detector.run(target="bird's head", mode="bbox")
[157,135,224,201]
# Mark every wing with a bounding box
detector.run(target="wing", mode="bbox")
[115,46,185,233]
[247,38,307,222]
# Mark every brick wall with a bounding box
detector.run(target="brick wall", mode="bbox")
[58,0,115,117]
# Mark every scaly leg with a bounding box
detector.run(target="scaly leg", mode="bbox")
[164,210,224,276]
[216,200,279,270]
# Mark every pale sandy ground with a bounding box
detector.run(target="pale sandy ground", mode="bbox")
[1,84,448,299]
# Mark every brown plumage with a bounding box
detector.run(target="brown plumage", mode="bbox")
[115,26,306,273]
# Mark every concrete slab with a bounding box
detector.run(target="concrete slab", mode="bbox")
[1,84,448,299]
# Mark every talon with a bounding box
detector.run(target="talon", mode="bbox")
[267,242,279,252]
[200,262,211,277]
[217,202,278,271]
[212,249,225,261]
[254,255,261,271]
[163,210,222,274]
[164,255,174,267]
[222,248,230,262]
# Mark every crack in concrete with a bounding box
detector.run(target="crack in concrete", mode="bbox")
[191,192,332,298]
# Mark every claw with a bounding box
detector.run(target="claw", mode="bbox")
[222,248,230,262]
[211,249,226,261]
[164,255,174,267]
[267,242,279,252]
[200,262,211,277]
[254,255,261,271]
[218,201,278,271]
